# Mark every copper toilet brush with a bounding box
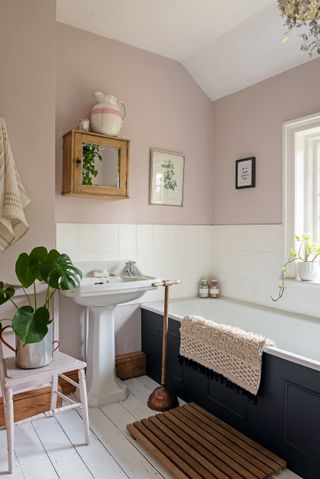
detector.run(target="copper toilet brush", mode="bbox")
[147,279,181,411]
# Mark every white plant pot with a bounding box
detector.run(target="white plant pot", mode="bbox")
[297,261,319,281]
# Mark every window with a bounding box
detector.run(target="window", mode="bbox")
[283,113,320,267]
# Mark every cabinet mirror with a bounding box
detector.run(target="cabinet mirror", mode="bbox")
[62,130,129,199]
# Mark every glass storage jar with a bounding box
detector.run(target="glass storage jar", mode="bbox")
[198,279,209,298]
[209,279,220,298]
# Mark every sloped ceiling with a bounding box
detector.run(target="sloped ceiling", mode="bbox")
[57,0,313,100]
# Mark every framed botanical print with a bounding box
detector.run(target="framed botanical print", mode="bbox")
[235,157,256,189]
[149,148,185,206]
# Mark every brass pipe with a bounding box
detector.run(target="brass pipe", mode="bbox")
[152,280,181,288]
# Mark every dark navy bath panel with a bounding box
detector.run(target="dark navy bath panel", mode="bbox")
[141,308,320,479]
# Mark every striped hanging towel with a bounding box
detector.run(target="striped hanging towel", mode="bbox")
[0,119,30,254]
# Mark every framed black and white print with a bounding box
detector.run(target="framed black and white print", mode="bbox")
[235,157,256,189]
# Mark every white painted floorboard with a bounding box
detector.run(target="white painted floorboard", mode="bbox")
[32,417,93,478]
[13,422,58,479]
[0,376,301,478]
[101,398,173,479]
[56,410,127,479]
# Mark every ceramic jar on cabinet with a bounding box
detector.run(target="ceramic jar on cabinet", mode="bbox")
[90,92,127,136]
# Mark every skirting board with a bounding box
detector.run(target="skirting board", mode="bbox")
[60,351,146,394]
[116,351,146,380]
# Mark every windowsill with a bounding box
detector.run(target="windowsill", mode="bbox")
[286,278,320,287]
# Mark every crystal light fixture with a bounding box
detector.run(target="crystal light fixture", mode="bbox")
[278,0,320,55]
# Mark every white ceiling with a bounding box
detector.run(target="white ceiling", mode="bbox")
[56,0,313,101]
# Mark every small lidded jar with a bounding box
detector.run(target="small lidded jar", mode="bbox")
[209,279,220,298]
[198,279,209,298]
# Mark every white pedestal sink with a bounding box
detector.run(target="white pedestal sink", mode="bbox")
[86,306,127,406]
[63,271,160,407]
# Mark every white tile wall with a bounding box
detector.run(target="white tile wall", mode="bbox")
[212,224,320,318]
[137,225,154,251]
[56,223,214,304]
[119,224,137,252]
[57,222,320,358]
[100,224,118,252]
[211,224,283,306]
[56,222,214,357]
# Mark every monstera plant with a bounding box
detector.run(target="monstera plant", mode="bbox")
[0,247,82,344]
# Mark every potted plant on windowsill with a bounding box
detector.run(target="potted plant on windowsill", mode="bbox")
[272,234,320,302]
[0,247,82,369]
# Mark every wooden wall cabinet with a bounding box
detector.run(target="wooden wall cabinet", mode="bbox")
[62,130,130,199]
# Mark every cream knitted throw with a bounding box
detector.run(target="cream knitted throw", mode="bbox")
[0,119,30,254]
[180,315,275,395]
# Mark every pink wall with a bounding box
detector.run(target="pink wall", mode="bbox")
[55,23,213,225]
[0,0,56,282]
[212,58,320,225]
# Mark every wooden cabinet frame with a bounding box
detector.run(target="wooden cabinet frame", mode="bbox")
[62,130,130,199]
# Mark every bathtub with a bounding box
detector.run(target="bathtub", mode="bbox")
[141,297,320,479]
[142,297,320,372]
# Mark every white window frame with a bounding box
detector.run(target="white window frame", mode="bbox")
[283,112,320,269]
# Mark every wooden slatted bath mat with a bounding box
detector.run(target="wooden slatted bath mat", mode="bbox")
[127,402,286,479]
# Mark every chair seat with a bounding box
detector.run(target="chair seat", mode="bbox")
[4,352,86,387]
[1,351,90,474]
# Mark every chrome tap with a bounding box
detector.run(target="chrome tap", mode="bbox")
[125,261,136,277]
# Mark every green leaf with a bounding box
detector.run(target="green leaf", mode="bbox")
[15,253,35,288]
[28,247,48,281]
[0,283,15,305]
[4,247,82,345]
[12,306,50,344]
[40,250,82,290]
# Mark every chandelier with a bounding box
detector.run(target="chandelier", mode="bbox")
[278,0,320,55]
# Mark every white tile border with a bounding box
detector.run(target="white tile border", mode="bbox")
[56,222,320,319]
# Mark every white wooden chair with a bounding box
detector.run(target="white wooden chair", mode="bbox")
[0,344,90,474]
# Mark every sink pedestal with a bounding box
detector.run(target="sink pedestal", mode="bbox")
[86,306,128,407]
[62,264,161,406]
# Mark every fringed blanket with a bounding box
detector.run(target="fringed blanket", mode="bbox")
[179,315,275,395]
